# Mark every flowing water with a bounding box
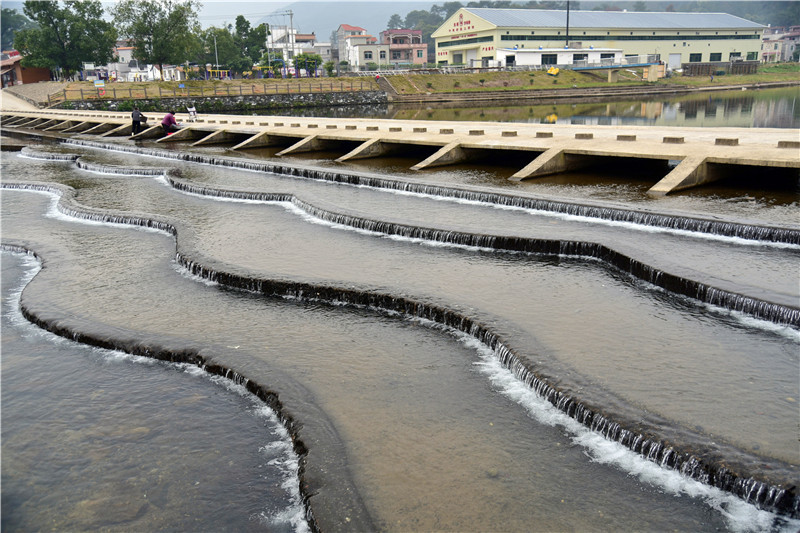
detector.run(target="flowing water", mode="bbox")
[1,104,798,532]
[1,253,308,532]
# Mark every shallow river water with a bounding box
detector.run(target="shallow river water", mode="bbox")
[1,118,798,532]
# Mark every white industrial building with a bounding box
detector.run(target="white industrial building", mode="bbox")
[432,8,765,69]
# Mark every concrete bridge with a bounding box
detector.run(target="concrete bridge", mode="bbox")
[2,108,798,195]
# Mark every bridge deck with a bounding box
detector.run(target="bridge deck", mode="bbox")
[2,108,798,195]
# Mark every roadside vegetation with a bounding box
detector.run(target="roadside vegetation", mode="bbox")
[384,63,799,95]
[655,63,800,88]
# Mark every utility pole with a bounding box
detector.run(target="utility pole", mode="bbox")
[213,33,219,75]
[565,0,570,47]
[288,10,295,63]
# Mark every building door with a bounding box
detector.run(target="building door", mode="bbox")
[453,53,463,65]
[668,53,681,69]
[505,55,515,66]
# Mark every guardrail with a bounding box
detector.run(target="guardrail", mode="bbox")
[47,80,377,106]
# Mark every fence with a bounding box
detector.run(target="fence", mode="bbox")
[47,80,376,106]
[681,61,759,77]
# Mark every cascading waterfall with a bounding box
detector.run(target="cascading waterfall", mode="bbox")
[172,251,799,518]
[166,177,800,328]
[75,159,165,177]
[5,140,799,518]
[62,138,800,245]
[20,146,79,161]
[5,158,799,327]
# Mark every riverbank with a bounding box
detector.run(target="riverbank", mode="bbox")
[2,64,798,112]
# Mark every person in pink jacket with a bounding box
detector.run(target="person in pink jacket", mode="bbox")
[161,111,179,134]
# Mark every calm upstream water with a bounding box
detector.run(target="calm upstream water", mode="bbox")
[265,86,800,129]
[1,88,798,532]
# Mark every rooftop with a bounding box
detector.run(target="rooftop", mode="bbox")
[462,8,765,30]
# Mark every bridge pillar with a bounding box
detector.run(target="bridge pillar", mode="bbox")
[232,131,285,150]
[43,120,77,131]
[608,69,620,83]
[337,138,394,162]
[130,124,163,140]
[648,155,724,195]
[62,121,97,133]
[510,148,593,181]
[411,142,466,170]
[157,127,208,143]
[191,129,240,146]
[275,134,342,155]
[101,123,133,137]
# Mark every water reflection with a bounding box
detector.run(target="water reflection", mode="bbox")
[250,87,798,128]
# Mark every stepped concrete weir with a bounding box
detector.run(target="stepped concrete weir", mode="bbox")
[2,108,798,195]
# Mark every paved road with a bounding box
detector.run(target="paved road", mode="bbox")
[1,91,41,111]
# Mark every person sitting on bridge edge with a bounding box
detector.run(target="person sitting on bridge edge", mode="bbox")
[131,107,146,135]
[161,111,180,134]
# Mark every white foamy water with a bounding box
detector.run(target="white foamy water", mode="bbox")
[457,332,800,533]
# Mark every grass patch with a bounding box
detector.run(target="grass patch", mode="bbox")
[386,69,641,94]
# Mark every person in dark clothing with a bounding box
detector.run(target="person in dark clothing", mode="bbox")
[131,107,145,135]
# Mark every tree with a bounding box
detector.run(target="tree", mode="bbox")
[197,27,237,76]
[633,1,647,11]
[293,52,323,76]
[112,0,201,75]
[387,14,404,30]
[14,1,117,79]
[2,8,36,51]
[233,15,268,68]
[441,2,465,19]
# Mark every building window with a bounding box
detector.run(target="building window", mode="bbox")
[380,51,386,59]
[364,51,372,59]
[746,51,758,60]
[392,51,401,60]
[710,52,721,61]
[417,50,423,58]
[730,51,742,60]
[541,54,557,65]
[689,53,702,62]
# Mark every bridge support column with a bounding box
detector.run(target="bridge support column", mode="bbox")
[648,155,723,195]
[81,122,119,135]
[157,127,207,143]
[608,69,620,83]
[232,131,284,150]
[101,123,133,137]
[510,148,593,181]
[411,142,465,170]
[275,135,340,156]
[130,124,164,140]
[43,120,77,131]
[62,121,97,133]
[191,129,238,146]
[337,138,396,162]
